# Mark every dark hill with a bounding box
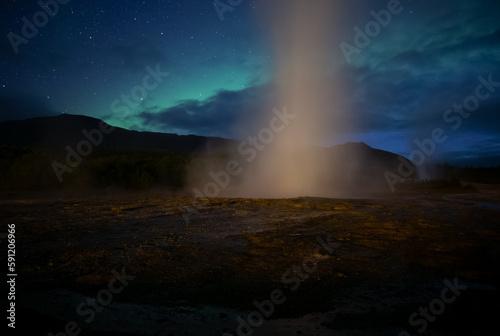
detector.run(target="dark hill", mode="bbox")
[0,115,416,192]
[0,114,232,152]
[329,141,407,168]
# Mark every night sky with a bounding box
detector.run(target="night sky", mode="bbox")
[1,0,499,166]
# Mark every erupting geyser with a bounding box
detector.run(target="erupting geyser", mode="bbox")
[186,0,349,199]
[236,0,345,197]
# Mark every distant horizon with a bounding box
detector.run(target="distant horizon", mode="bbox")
[1,112,499,168]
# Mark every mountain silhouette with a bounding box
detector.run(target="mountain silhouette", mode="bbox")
[0,114,415,192]
[0,114,232,152]
[0,115,404,161]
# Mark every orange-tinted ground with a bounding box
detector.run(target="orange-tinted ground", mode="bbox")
[1,185,499,335]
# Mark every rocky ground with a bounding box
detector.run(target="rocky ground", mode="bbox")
[1,185,499,335]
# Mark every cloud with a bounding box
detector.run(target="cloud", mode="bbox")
[335,0,500,136]
[138,84,274,138]
[441,132,500,166]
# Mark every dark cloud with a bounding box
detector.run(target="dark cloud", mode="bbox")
[391,50,435,68]
[337,0,500,138]
[442,132,500,167]
[138,84,275,138]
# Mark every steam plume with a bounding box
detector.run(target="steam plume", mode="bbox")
[236,0,342,197]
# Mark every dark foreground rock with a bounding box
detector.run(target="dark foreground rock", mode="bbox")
[1,186,499,335]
